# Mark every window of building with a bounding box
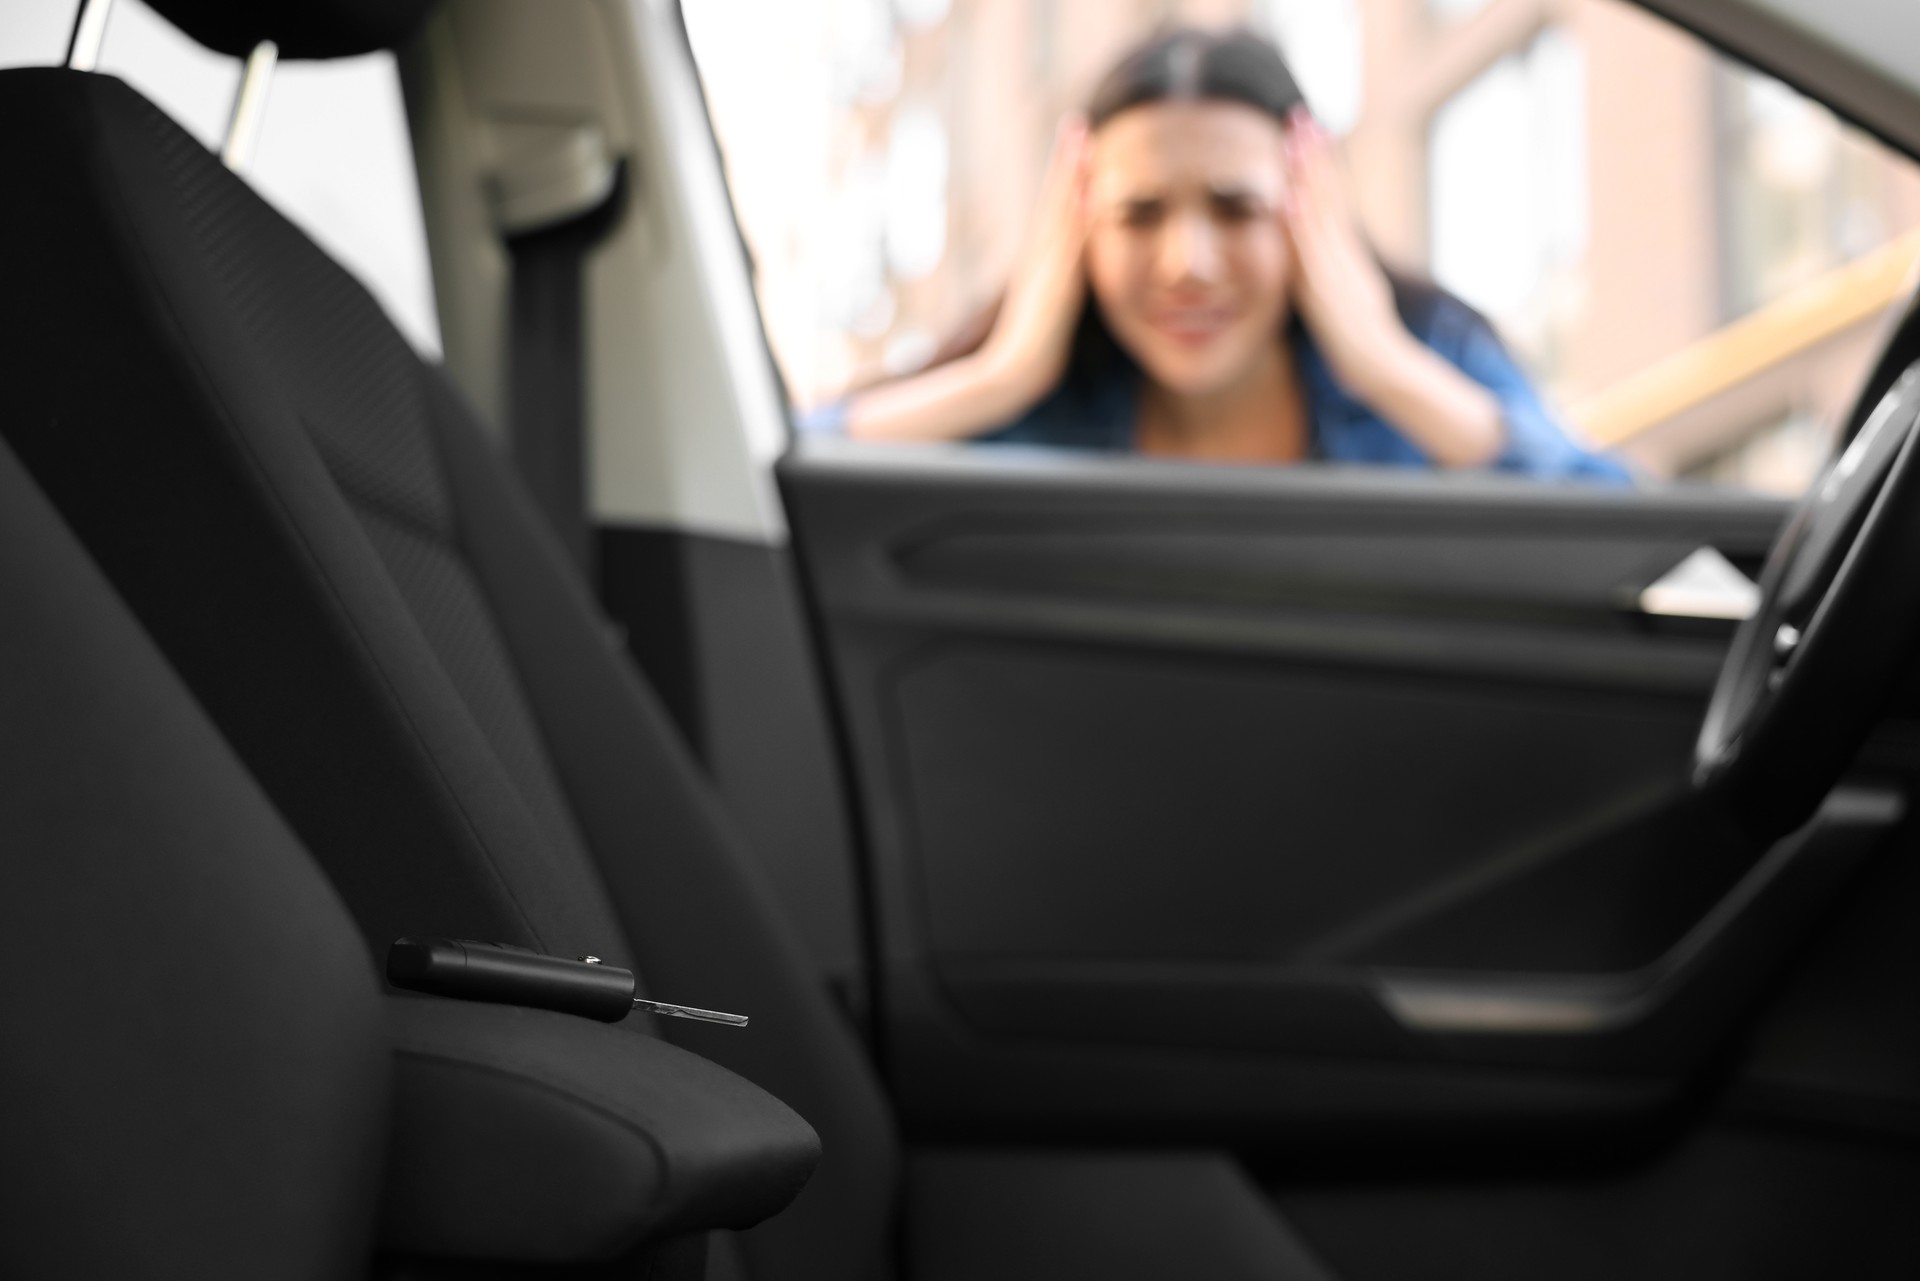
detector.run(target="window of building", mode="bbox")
[1717,63,1907,320]
[1258,0,1363,135]
[1429,28,1588,376]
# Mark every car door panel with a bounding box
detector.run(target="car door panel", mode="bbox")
[894,642,1699,965]
[780,445,1908,1140]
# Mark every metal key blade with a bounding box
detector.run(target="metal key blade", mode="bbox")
[633,997,749,1027]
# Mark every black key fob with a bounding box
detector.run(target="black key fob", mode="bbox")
[387,937,635,1022]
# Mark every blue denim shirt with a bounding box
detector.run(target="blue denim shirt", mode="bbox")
[805,293,1632,485]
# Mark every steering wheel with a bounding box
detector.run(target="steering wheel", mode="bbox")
[1695,362,1920,838]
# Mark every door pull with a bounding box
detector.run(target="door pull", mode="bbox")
[1635,546,1759,620]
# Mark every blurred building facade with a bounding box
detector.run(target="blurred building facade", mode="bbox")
[687,0,1920,492]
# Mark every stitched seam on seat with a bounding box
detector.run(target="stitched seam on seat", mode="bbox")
[416,373,629,933]
[87,81,549,950]
[350,496,599,871]
[313,425,449,539]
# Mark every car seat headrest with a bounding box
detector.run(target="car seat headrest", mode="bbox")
[142,0,438,60]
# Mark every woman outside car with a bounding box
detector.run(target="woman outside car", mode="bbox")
[809,27,1627,483]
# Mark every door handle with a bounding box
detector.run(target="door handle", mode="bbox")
[1636,546,1759,620]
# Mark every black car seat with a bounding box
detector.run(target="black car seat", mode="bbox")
[0,437,391,1278]
[0,430,820,1279]
[0,5,895,1280]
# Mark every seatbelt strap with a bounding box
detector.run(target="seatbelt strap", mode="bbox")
[505,165,626,571]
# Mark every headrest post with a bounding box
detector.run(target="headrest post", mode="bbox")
[221,41,279,174]
[65,0,115,71]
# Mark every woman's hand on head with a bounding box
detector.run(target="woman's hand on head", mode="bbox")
[979,114,1093,405]
[1281,110,1505,468]
[1281,113,1401,386]
[840,116,1089,444]
[1280,111,1408,398]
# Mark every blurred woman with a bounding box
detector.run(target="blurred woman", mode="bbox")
[815,27,1626,482]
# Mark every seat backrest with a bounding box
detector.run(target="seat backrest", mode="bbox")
[0,66,898,1281]
[0,437,389,1279]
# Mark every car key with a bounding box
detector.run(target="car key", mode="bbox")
[387,937,748,1027]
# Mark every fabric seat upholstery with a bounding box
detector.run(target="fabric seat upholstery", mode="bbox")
[0,437,390,1279]
[0,67,896,1281]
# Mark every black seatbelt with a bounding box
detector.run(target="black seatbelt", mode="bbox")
[505,164,626,571]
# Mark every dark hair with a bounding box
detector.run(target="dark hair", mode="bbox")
[1086,26,1306,129]
[916,27,1453,408]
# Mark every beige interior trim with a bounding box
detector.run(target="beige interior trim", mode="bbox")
[1570,232,1920,447]
[402,0,787,541]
